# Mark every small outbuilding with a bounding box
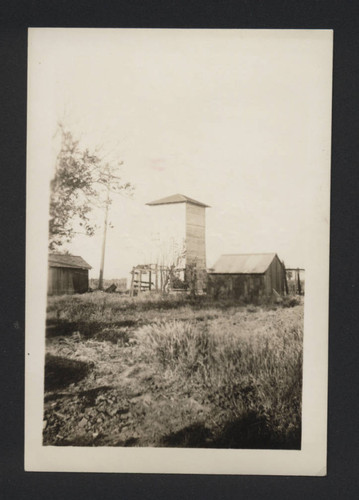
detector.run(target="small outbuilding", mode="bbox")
[48,254,92,295]
[207,253,286,301]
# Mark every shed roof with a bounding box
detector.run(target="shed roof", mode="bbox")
[146,193,210,208]
[210,253,279,274]
[49,254,92,270]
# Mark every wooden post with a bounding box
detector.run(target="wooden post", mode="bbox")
[297,268,302,295]
[138,270,142,295]
[149,270,152,291]
[282,261,289,295]
[130,268,135,297]
[155,264,158,291]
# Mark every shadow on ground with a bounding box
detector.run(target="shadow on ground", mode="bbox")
[44,385,113,404]
[160,416,301,450]
[160,423,213,448]
[45,354,94,391]
[46,319,138,339]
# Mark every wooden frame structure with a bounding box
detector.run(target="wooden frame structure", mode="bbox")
[129,264,187,296]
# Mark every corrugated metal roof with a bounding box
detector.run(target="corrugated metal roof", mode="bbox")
[210,253,278,274]
[49,254,92,270]
[146,194,210,208]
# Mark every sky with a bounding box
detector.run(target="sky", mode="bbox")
[28,29,332,281]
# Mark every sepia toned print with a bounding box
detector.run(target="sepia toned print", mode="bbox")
[26,29,332,474]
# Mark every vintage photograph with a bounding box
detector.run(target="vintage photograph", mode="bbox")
[26,29,331,474]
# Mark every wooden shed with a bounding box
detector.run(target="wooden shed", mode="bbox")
[48,254,92,295]
[207,253,286,301]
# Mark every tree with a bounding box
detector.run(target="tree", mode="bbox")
[49,125,133,252]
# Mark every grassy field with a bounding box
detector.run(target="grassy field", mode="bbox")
[43,292,303,449]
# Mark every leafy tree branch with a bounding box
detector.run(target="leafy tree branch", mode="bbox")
[49,124,134,251]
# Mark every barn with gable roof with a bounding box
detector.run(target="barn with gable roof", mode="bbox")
[207,252,286,301]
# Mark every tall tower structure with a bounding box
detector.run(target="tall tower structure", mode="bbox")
[146,194,209,288]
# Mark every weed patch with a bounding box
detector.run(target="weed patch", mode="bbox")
[134,313,303,449]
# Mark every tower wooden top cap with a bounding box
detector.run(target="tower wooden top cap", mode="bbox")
[146,194,210,208]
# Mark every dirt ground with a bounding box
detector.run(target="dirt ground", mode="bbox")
[43,294,303,448]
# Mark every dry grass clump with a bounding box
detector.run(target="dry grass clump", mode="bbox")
[209,322,302,448]
[135,315,303,449]
[135,322,216,375]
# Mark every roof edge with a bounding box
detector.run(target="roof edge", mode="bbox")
[220,252,277,256]
[208,271,266,275]
[48,253,92,270]
[146,193,210,208]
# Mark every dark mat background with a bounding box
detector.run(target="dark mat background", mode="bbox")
[1,1,359,498]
